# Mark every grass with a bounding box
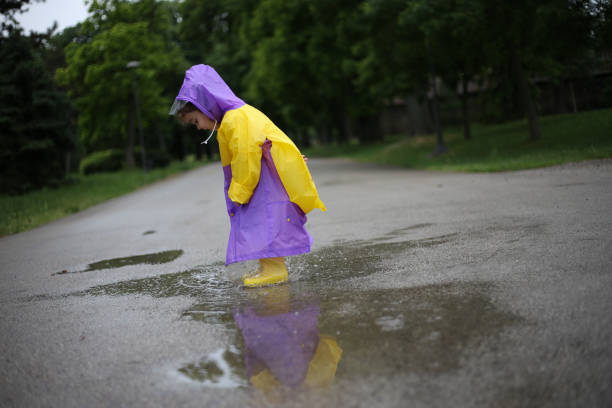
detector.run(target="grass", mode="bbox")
[0,159,207,237]
[305,108,612,172]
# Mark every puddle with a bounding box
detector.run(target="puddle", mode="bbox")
[65,227,520,385]
[319,283,521,376]
[83,262,230,296]
[75,231,456,299]
[178,286,343,401]
[290,232,457,283]
[53,250,183,276]
[22,217,547,406]
[553,182,587,188]
[63,226,522,399]
[175,281,520,401]
[73,225,456,296]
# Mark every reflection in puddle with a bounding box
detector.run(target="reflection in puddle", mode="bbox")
[319,283,521,375]
[235,286,341,400]
[178,346,245,388]
[375,314,405,331]
[53,249,183,276]
[174,281,519,398]
[179,286,342,402]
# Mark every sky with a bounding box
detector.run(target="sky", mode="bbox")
[15,0,89,33]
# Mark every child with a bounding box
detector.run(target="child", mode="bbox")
[169,64,326,287]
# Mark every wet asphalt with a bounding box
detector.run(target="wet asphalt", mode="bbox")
[1,158,611,407]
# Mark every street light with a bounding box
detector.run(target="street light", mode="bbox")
[126,60,146,172]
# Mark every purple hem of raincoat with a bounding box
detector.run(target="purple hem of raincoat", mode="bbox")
[226,244,311,266]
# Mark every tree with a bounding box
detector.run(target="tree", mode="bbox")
[178,0,253,91]
[479,0,598,141]
[241,0,325,139]
[176,0,255,152]
[55,0,187,165]
[1,0,35,32]
[415,0,486,141]
[0,27,75,193]
[240,0,385,145]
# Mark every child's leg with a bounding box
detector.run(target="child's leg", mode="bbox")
[243,257,288,287]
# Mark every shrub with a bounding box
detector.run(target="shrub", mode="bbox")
[79,149,124,174]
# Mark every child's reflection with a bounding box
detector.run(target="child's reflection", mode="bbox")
[233,285,342,396]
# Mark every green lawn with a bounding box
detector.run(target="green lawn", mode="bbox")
[0,160,206,237]
[305,108,612,172]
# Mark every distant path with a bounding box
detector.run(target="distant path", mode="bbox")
[1,159,611,407]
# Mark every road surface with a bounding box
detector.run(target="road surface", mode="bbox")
[1,158,611,407]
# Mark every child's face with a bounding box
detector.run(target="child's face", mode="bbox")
[182,110,216,131]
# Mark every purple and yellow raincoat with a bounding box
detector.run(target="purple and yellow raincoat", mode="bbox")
[173,65,326,265]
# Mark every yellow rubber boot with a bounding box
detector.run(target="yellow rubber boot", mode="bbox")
[243,257,288,288]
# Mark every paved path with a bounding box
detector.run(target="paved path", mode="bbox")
[1,159,611,407]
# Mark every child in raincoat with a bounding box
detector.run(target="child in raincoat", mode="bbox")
[169,64,326,287]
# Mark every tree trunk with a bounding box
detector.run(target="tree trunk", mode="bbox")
[568,80,578,113]
[511,49,541,141]
[320,126,329,145]
[125,102,136,168]
[174,128,185,161]
[461,74,471,141]
[203,140,212,160]
[405,95,428,136]
[357,114,382,144]
[335,114,348,144]
[553,84,567,114]
[430,76,447,156]
[426,44,446,156]
[132,78,146,172]
[156,124,166,152]
[299,128,311,148]
[64,151,71,175]
[195,134,202,160]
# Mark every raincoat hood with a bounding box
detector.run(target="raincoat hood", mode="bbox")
[172,64,245,122]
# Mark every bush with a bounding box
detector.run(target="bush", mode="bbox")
[79,149,124,174]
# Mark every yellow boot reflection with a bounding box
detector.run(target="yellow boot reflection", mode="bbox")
[304,334,343,388]
[234,285,342,402]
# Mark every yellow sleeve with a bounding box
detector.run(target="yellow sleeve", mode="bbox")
[225,110,263,204]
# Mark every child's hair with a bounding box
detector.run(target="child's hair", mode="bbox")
[176,101,199,121]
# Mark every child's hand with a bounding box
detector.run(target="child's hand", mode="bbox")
[302,154,308,163]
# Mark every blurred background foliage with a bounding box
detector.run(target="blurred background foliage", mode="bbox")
[1,0,611,194]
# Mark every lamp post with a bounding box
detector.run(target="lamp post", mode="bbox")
[426,43,447,157]
[126,61,146,172]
